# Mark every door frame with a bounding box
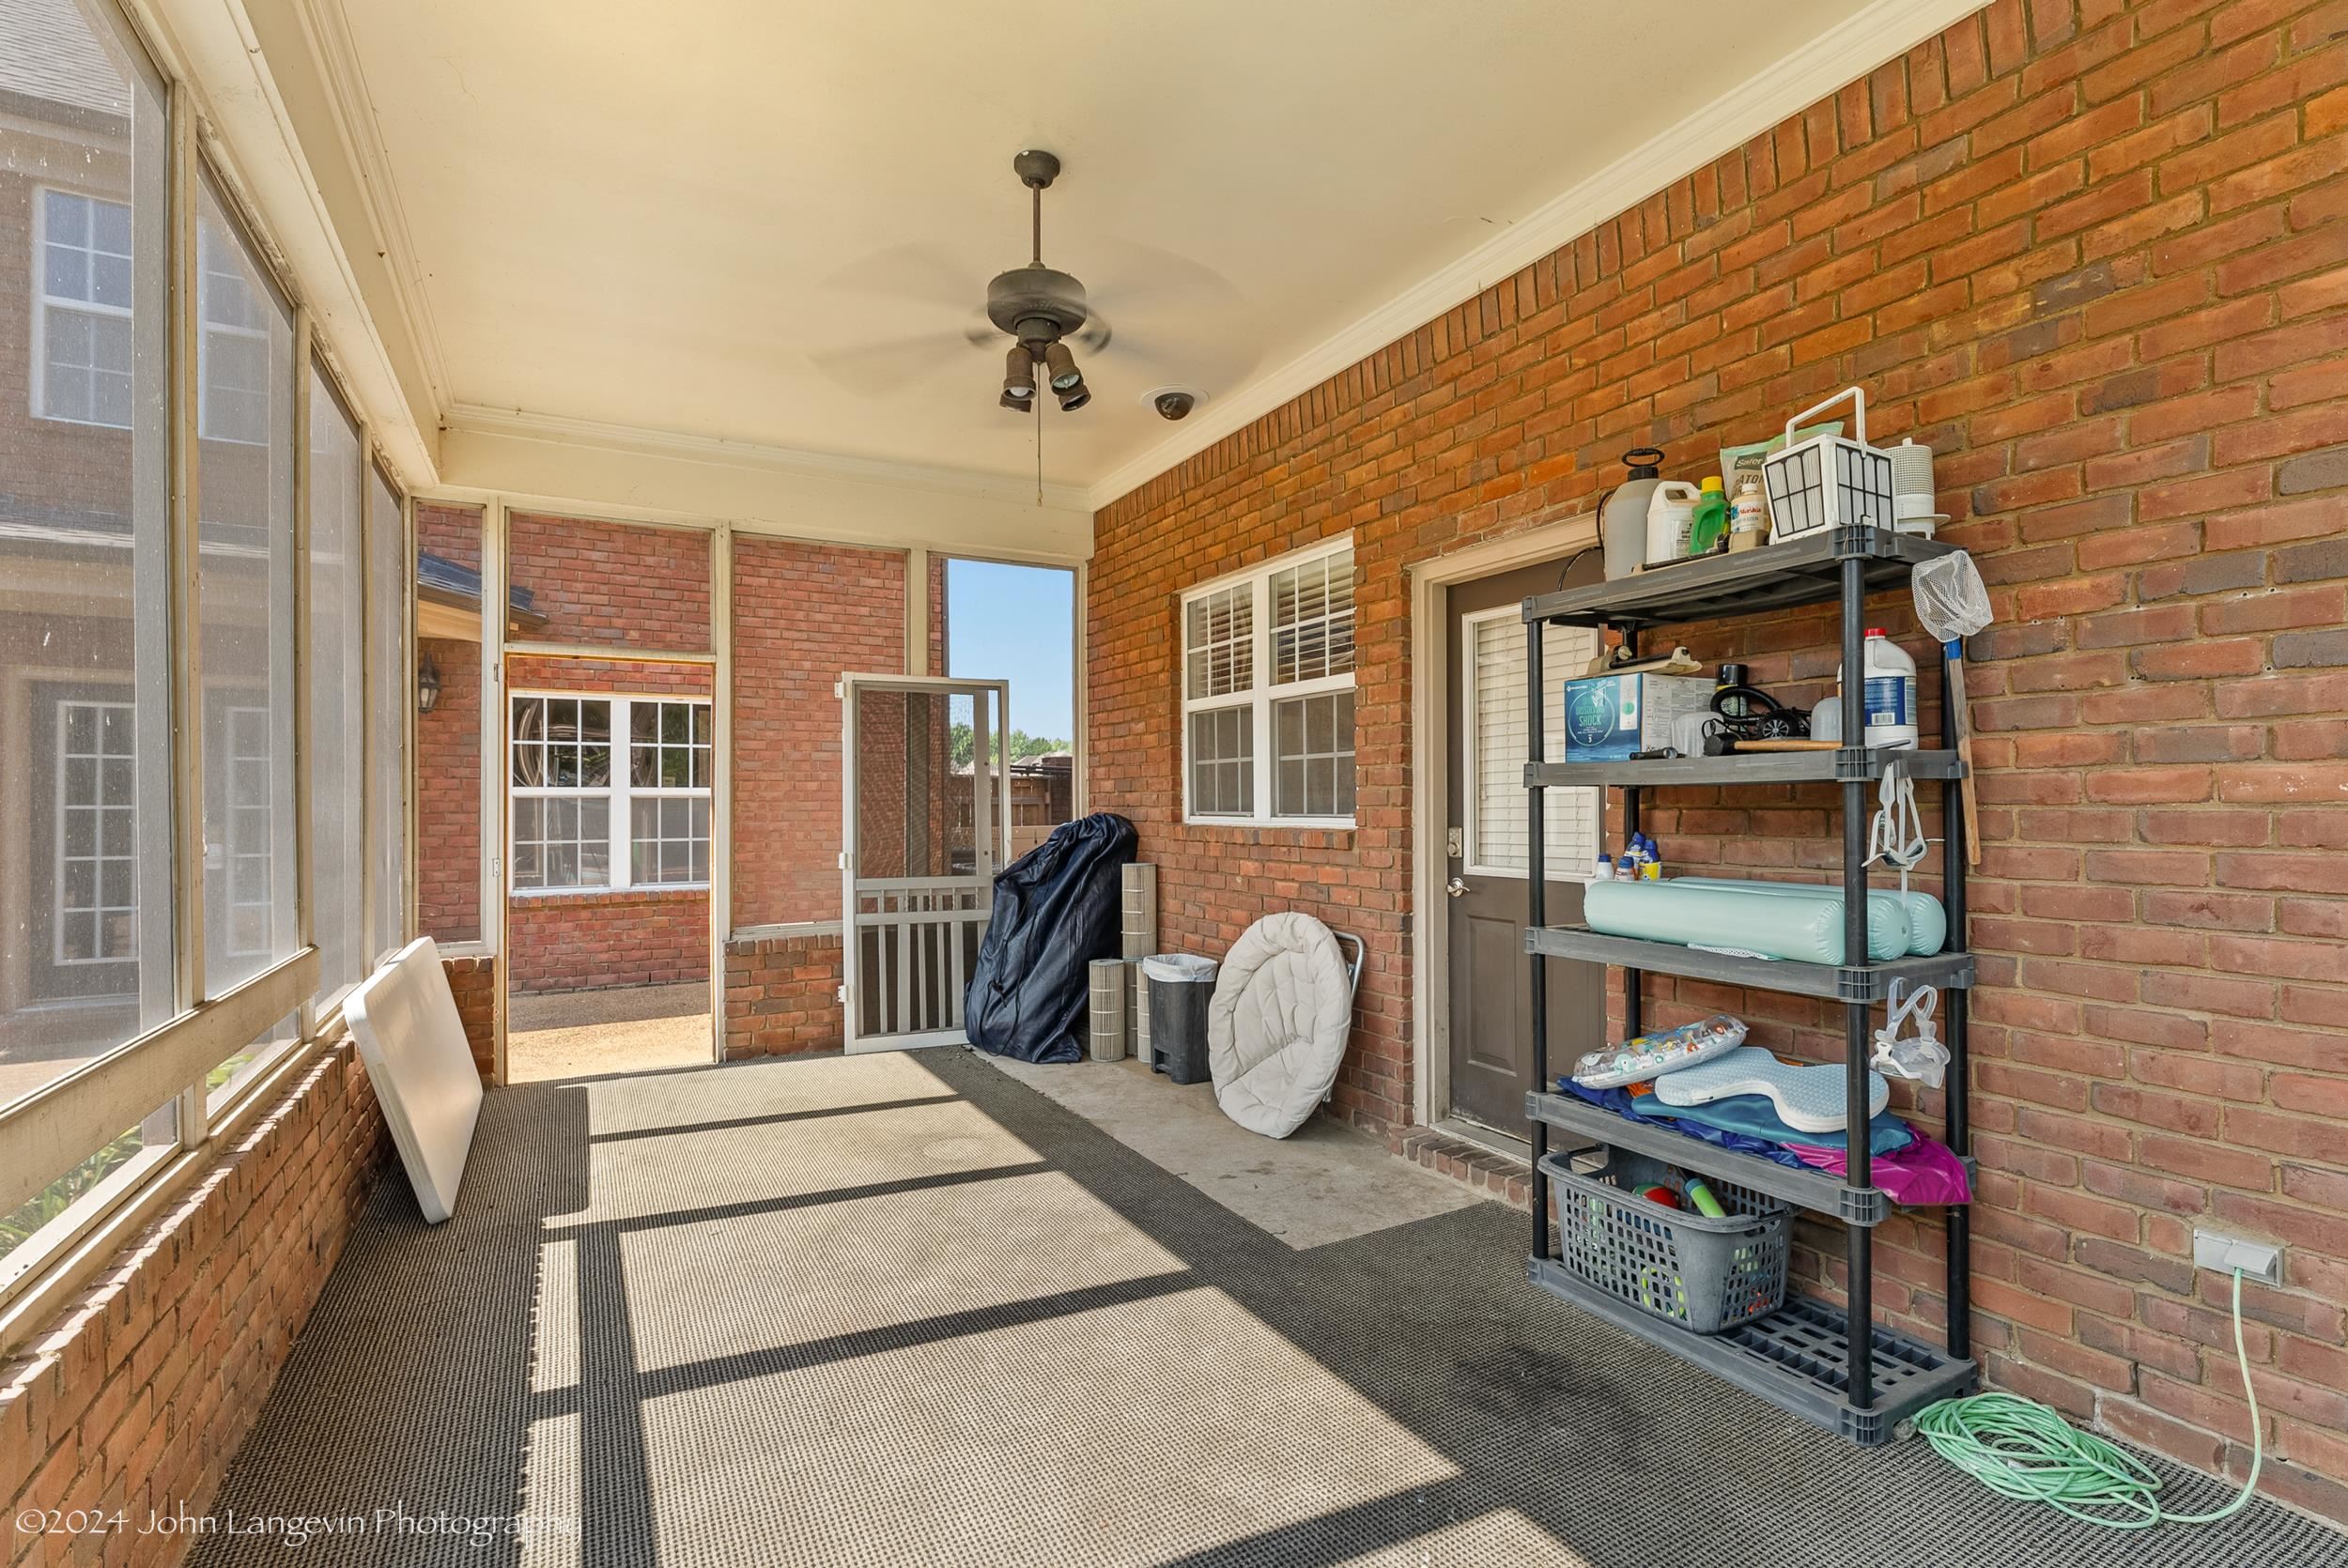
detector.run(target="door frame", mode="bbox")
[1407,512,1599,1144]
[839,672,1011,1053]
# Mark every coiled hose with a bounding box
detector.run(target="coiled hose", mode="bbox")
[1913,1268,2261,1529]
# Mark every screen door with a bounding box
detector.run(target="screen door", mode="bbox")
[841,676,1011,1052]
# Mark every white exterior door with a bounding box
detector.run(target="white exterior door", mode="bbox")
[840,675,1011,1053]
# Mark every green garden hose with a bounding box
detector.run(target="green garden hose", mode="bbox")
[1914,1268,2260,1529]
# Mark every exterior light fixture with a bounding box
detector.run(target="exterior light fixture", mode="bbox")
[417,653,441,714]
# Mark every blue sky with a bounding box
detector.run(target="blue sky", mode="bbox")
[947,559,1074,744]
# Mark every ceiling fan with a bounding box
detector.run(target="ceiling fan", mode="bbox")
[811,151,1251,418]
[988,149,1104,412]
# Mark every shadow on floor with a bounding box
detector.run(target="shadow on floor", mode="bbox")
[187,1047,2348,1568]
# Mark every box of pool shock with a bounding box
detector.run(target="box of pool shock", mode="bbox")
[1562,673,1713,761]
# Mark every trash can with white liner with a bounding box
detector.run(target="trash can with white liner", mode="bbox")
[1141,953,1217,1084]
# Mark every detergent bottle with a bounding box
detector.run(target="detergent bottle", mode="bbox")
[1602,448,1666,579]
[1644,481,1703,569]
[1687,476,1729,557]
[1837,628,1921,749]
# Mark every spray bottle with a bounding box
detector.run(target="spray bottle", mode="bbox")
[1601,449,1666,580]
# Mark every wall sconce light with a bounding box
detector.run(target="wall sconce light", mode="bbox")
[417,653,441,715]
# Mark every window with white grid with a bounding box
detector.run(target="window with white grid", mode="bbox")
[54,700,138,963]
[512,694,711,891]
[224,705,274,956]
[197,218,270,445]
[35,189,134,429]
[1181,540,1354,825]
[628,699,711,884]
[1463,609,1599,880]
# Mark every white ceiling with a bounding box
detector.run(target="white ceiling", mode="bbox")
[331,0,1915,500]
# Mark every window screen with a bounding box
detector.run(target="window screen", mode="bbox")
[307,367,365,1007]
[1187,708,1253,817]
[1274,690,1355,819]
[194,176,297,997]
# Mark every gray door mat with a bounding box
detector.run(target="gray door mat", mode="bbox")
[185,1046,2348,1568]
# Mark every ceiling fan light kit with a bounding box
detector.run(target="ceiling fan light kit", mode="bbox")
[981,149,1109,416]
[1002,345,1036,402]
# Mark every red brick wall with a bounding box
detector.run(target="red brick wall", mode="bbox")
[0,1043,389,1568]
[415,505,486,945]
[416,635,482,943]
[1089,0,2348,1520]
[442,952,496,1078]
[723,930,845,1057]
[509,886,709,993]
[730,539,906,927]
[506,513,711,653]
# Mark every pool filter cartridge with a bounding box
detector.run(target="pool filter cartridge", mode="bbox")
[1131,961,1151,1066]
[1088,958,1129,1062]
[1121,863,1157,960]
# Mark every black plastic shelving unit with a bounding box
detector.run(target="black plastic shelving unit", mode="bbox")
[1520,523,1978,1445]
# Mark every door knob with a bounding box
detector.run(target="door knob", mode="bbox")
[1444,876,1470,898]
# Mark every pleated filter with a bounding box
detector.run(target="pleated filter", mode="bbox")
[1087,958,1129,1062]
[1121,864,1157,1061]
[1120,863,1157,960]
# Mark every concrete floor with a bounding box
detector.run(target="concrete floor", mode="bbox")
[506,982,713,1083]
[193,1046,2348,1568]
[981,1049,1481,1248]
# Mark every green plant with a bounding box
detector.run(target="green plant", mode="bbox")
[0,1128,147,1254]
[949,723,1071,767]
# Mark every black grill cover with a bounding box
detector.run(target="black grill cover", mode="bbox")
[964,812,1138,1063]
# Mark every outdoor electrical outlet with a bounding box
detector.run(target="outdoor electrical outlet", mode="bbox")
[2193,1228,2283,1286]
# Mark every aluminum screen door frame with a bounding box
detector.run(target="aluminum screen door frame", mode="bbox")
[840,675,1011,1053]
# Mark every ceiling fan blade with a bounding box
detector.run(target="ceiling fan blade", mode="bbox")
[1079,238,1245,319]
[809,331,974,396]
[824,243,977,309]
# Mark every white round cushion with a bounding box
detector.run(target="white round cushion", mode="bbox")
[1207,913,1352,1139]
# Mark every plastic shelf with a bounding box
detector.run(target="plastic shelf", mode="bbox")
[1522,525,1956,629]
[1525,747,1966,789]
[1525,1257,1978,1445]
[1525,1095,1936,1225]
[1523,924,1973,1002]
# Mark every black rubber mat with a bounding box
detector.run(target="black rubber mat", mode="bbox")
[187,1047,2348,1568]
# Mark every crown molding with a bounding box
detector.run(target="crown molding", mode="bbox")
[121,0,436,482]
[441,404,1096,514]
[1081,0,1985,514]
[287,0,453,423]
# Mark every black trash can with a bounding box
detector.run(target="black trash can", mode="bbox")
[1142,954,1217,1084]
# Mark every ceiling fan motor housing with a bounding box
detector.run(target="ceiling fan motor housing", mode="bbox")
[988,266,1089,346]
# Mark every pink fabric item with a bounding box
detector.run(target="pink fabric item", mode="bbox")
[1784,1128,1972,1207]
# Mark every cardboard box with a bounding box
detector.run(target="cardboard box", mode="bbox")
[1563,673,1714,761]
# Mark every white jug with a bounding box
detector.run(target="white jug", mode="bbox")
[1644,481,1702,569]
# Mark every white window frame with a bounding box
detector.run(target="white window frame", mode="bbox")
[1458,607,1601,884]
[195,217,268,446]
[54,699,139,966]
[1179,537,1356,829]
[30,186,134,431]
[509,691,711,895]
[223,704,274,958]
